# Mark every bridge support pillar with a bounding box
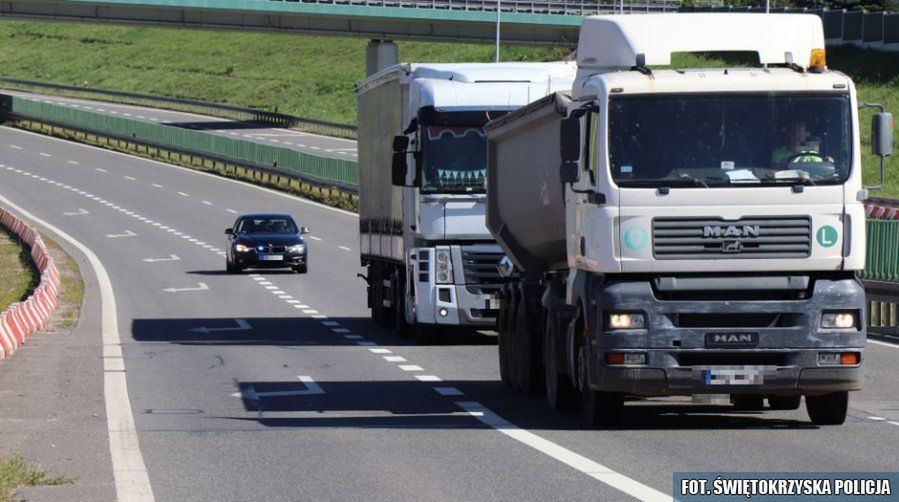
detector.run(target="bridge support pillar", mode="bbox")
[366,40,398,76]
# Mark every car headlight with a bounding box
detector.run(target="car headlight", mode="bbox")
[821,311,857,329]
[234,243,252,253]
[435,247,452,284]
[608,313,645,330]
[287,244,305,254]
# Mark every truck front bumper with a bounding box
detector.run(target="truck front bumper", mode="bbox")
[427,284,499,328]
[587,277,865,397]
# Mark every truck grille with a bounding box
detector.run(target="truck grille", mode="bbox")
[653,216,811,260]
[461,249,505,289]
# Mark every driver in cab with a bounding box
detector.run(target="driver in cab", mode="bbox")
[771,121,834,168]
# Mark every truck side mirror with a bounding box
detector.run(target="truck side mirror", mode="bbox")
[225,228,233,235]
[560,117,581,162]
[392,152,408,186]
[393,135,410,153]
[560,161,579,184]
[872,112,894,158]
[300,226,310,235]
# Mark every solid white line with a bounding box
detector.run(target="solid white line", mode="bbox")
[0,194,155,501]
[889,421,899,427]
[457,401,670,502]
[868,339,899,349]
[398,365,423,372]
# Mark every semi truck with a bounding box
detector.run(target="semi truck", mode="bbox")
[356,62,577,342]
[486,14,893,425]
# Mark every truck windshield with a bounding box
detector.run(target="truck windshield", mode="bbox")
[421,126,487,193]
[608,94,852,188]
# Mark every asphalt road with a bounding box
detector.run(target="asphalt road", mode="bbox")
[1,125,899,501]
[0,89,358,160]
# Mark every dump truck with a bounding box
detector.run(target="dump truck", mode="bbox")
[357,62,576,342]
[486,14,893,425]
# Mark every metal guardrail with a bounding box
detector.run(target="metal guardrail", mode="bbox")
[0,94,359,193]
[0,77,358,140]
[266,0,680,15]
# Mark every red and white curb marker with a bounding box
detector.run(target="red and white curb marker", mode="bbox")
[0,208,61,360]
[865,201,899,220]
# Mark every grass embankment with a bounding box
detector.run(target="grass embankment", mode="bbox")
[0,227,36,313]
[0,453,70,500]
[0,20,893,196]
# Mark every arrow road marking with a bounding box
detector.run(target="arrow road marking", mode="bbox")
[106,230,137,238]
[231,376,324,400]
[142,254,181,263]
[163,282,209,293]
[63,208,90,216]
[190,319,252,334]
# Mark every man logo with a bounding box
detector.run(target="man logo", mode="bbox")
[703,225,760,238]
[705,332,759,348]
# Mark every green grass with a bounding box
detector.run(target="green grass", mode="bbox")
[0,453,71,500]
[0,20,565,124]
[0,228,36,313]
[0,19,893,196]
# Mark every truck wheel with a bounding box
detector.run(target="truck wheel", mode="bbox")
[514,283,544,396]
[414,323,438,345]
[806,391,849,425]
[394,270,411,338]
[732,395,765,411]
[768,395,802,410]
[497,284,513,389]
[544,314,577,410]
[581,388,624,427]
[502,285,520,390]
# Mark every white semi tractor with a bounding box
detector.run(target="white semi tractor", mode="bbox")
[486,14,893,425]
[356,63,577,341]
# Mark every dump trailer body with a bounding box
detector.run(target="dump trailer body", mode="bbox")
[486,92,570,277]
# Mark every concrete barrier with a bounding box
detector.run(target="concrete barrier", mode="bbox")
[0,208,61,360]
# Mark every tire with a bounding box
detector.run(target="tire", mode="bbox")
[513,282,544,396]
[544,314,578,410]
[414,323,438,345]
[293,264,308,274]
[498,284,513,389]
[732,395,765,411]
[806,391,849,425]
[394,269,412,338]
[580,388,624,427]
[226,259,241,274]
[768,395,802,411]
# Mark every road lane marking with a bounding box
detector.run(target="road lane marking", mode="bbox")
[370,348,392,354]
[232,376,325,400]
[302,309,319,314]
[456,402,671,502]
[309,236,322,241]
[177,192,189,197]
[889,421,899,427]
[10,145,21,149]
[322,321,339,326]
[398,365,423,372]
[415,375,442,382]
[39,152,52,157]
[63,208,90,216]
[226,209,238,214]
[868,339,899,349]
[867,416,886,421]
[106,230,137,238]
[332,328,351,333]
[384,356,406,362]
[357,341,377,346]
[142,254,180,263]
[344,335,364,340]
[0,194,155,501]
[163,283,209,293]
[202,201,213,206]
[338,245,351,251]
[151,183,163,188]
[68,160,80,165]
[124,176,136,181]
[190,319,252,334]
[434,387,464,396]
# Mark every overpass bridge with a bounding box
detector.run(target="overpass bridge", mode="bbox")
[0,0,677,72]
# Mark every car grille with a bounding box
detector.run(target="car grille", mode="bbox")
[653,216,811,260]
[461,249,505,289]
[256,245,287,253]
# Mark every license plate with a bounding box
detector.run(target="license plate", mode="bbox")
[693,365,775,386]
[488,298,502,310]
[259,254,283,261]
[705,332,758,348]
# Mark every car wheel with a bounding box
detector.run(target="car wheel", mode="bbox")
[294,264,308,274]
[226,259,242,274]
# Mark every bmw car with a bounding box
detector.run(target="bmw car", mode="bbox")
[225,213,309,273]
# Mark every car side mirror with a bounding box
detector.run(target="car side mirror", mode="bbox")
[392,152,408,186]
[560,161,579,184]
[872,112,894,158]
[300,226,310,234]
[560,117,581,162]
[225,228,233,235]
[393,135,410,153]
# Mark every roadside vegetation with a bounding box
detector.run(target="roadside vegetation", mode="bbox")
[0,453,71,501]
[0,19,893,196]
[0,227,36,312]
[42,235,83,331]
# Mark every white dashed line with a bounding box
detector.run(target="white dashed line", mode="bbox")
[370,348,392,354]
[226,209,238,214]
[68,160,80,165]
[124,176,136,181]
[39,152,52,157]
[398,365,423,372]
[202,201,213,206]
[415,375,442,382]
[889,421,899,427]
[867,416,887,421]
[309,236,323,241]
[178,192,189,197]
[338,246,351,251]
[384,356,406,362]
[152,183,163,188]
[434,387,464,396]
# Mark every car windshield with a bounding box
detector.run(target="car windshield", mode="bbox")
[236,217,297,235]
[608,94,852,188]
[421,126,487,193]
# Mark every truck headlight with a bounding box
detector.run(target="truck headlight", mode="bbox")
[287,244,305,254]
[608,313,645,330]
[821,311,857,329]
[234,243,252,253]
[435,247,452,284]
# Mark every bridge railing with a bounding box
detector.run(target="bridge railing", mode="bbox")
[0,77,358,140]
[267,0,680,15]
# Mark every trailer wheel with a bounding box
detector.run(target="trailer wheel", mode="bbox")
[513,281,544,396]
[806,391,848,425]
[768,395,802,410]
[544,313,577,410]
